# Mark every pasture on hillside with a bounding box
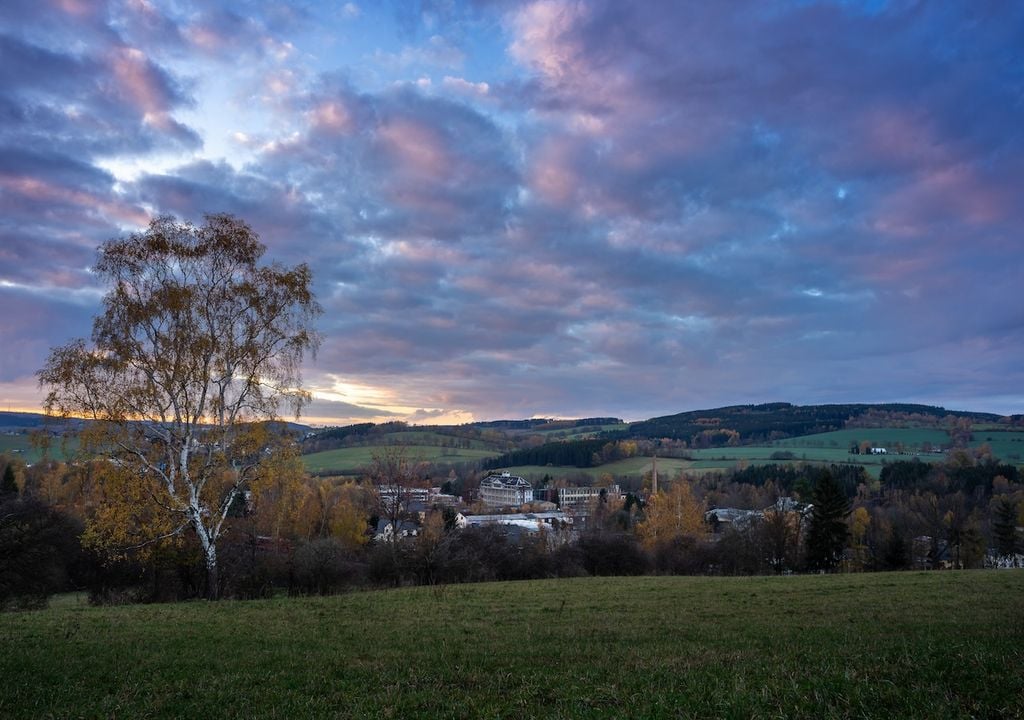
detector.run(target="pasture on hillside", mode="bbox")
[533,423,631,440]
[1,571,1021,718]
[971,430,1024,462]
[771,427,952,451]
[377,431,504,451]
[302,444,499,474]
[0,433,76,464]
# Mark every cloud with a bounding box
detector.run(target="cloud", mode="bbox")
[2,0,1023,420]
[442,75,490,97]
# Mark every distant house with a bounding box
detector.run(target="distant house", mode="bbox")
[479,472,533,507]
[377,486,460,513]
[456,511,571,531]
[705,507,760,532]
[985,551,1024,569]
[455,510,573,544]
[374,518,420,543]
[705,497,811,534]
[870,447,888,455]
[557,484,622,509]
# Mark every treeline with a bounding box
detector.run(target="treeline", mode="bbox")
[730,463,870,497]
[471,417,620,431]
[302,422,514,455]
[3,443,1022,609]
[880,458,1018,495]
[483,439,610,469]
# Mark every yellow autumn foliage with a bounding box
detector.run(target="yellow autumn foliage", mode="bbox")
[635,479,705,550]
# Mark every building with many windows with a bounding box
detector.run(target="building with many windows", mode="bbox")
[557,484,622,509]
[478,472,533,507]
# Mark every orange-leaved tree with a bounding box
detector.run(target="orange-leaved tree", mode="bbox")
[38,214,321,599]
[635,478,705,551]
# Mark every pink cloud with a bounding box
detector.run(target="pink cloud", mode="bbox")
[378,118,451,178]
[309,100,355,134]
[0,174,149,227]
[873,163,1013,240]
[508,0,590,86]
[109,47,173,116]
[442,76,490,97]
[529,138,580,205]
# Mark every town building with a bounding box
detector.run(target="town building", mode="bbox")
[557,484,622,509]
[479,472,533,507]
[455,511,571,531]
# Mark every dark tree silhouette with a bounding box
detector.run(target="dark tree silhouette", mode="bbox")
[805,471,851,572]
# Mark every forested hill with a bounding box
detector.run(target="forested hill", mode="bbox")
[628,402,1004,444]
[0,412,45,429]
[472,417,622,431]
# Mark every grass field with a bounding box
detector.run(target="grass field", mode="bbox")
[380,431,504,451]
[304,424,1024,480]
[772,427,952,450]
[302,444,500,474]
[971,430,1024,462]
[533,423,631,440]
[688,446,892,478]
[0,433,75,464]
[1,571,1021,718]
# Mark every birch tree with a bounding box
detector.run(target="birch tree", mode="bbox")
[38,214,320,599]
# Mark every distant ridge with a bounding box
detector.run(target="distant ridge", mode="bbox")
[471,417,622,431]
[0,411,310,435]
[0,411,77,430]
[628,402,1004,442]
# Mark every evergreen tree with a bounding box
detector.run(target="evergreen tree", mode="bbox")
[992,498,1019,556]
[805,470,851,572]
[882,529,909,570]
[1,464,18,498]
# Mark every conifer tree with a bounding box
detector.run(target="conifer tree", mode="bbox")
[805,470,850,572]
[0,464,17,497]
[992,498,1019,556]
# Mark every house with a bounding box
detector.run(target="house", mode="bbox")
[985,551,1024,569]
[557,484,622,509]
[705,507,760,532]
[705,497,811,534]
[455,510,572,531]
[377,486,461,513]
[870,447,888,455]
[374,518,420,543]
[478,472,533,507]
[455,511,574,544]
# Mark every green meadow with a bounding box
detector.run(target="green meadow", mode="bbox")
[302,444,500,474]
[771,427,952,450]
[0,433,76,464]
[377,431,503,451]
[1,571,1021,718]
[297,424,1024,479]
[971,430,1024,462]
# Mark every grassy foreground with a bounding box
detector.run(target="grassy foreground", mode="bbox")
[2,572,1022,719]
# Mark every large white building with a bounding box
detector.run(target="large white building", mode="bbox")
[479,472,533,507]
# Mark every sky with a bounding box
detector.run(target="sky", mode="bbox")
[1,0,1022,425]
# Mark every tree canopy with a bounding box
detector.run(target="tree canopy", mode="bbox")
[38,214,321,598]
[805,471,851,572]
